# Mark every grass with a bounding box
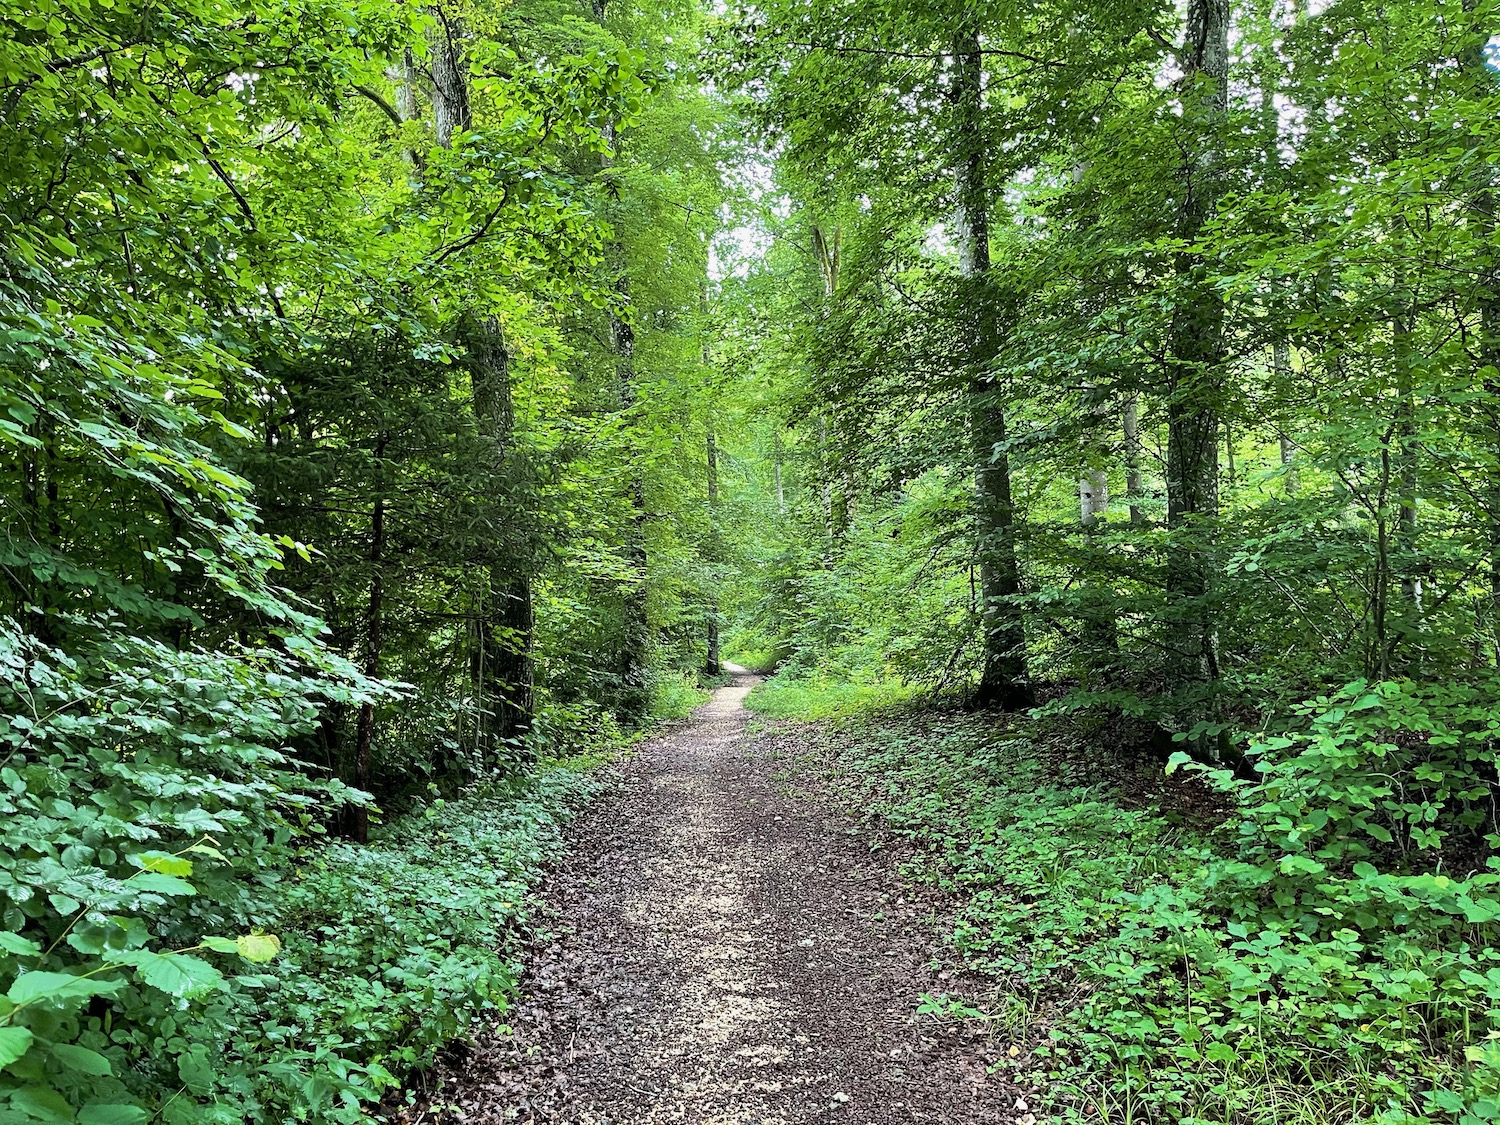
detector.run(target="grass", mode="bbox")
[648,668,716,721]
[744,669,918,720]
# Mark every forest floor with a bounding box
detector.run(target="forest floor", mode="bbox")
[398,668,1033,1125]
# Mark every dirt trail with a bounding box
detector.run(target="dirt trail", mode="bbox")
[413,668,1025,1124]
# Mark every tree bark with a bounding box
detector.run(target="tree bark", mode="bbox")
[705,422,722,675]
[773,430,786,515]
[1123,395,1145,524]
[461,315,536,762]
[429,7,472,150]
[1163,0,1229,687]
[953,28,1030,709]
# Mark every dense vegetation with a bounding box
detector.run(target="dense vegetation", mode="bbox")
[5,0,1500,1120]
[0,0,725,1118]
[720,0,1500,1121]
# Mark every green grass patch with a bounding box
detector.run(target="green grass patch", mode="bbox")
[745,670,918,720]
[649,669,714,721]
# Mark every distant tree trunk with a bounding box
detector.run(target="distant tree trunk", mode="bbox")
[392,46,423,170]
[705,422,722,675]
[1274,343,1300,495]
[348,452,386,844]
[1079,469,1108,524]
[702,283,722,677]
[817,417,836,567]
[953,27,1030,709]
[461,315,535,762]
[773,430,786,515]
[1163,0,1229,688]
[1123,395,1144,524]
[1393,292,1422,617]
[1078,467,1118,656]
[1461,5,1500,650]
[812,225,847,563]
[1260,0,1299,496]
[595,0,650,714]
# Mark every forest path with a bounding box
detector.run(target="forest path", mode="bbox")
[412,668,1021,1125]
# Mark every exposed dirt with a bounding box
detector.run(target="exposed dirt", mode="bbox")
[399,668,1033,1125]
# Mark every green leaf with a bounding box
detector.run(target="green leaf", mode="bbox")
[199,936,239,954]
[10,1084,75,1121]
[0,933,41,958]
[78,1107,148,1125]
[131,853,193,878]
[1164,750,1194,776]
[234,933,281,964]
[6,972,123,1008]
[127,873,194,896]
[51,1043,112,1076]
[106,951,220,998]
[0,1026,34,1068]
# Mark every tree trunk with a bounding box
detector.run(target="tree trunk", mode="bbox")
[773,430,786,515]
[1394,295,1422,618]
[705,422,722,675]
[348,476,385,844]
[953,28,1030,710]
[595,0,650,715]
[461,315,536,762]
[1461,4,1500,651]
[429,7,472,150]
[1123,395,1144,524]
[1274,342,1300,495]
[1163,0,1229,687]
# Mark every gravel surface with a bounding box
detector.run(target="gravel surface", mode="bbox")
[400,668,1030,1124]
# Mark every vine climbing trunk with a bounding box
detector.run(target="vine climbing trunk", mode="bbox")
[952,27,1030,710]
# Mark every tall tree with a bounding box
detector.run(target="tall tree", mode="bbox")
[953,26,1031,708]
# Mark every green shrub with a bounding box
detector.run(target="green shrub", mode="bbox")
[823,694,1500,1125]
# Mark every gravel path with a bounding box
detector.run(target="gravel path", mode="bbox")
[407,668,1027,1124]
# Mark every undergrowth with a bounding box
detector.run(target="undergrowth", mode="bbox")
[230,764,600,1121]
[745,670,917,721]
[765,671,1500,1125]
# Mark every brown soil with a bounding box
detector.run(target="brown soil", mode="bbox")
[398,669,1033,1125]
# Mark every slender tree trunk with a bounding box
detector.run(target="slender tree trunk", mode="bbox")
[1079,467,1118,656]
[705,422,722,675]
[348,473,385,845]
[1163,0,1229,687]
[773,431,786,515]
[1274,342,1300,495]
[595,0,650,714]
[1123,396,1144,524]
[818,417,836,568]
[1461,4,1500,651]
[812,226,846,564]
[953,28,1030,709]
[1394,296,1422,617]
